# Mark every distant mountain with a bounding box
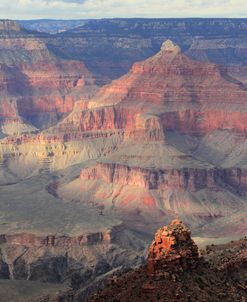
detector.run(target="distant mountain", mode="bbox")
[19,19,88,34]
[28,18,247,84]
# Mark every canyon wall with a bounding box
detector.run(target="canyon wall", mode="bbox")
[80,163,247,194]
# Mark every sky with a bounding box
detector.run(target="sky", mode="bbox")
[1,0,247,20]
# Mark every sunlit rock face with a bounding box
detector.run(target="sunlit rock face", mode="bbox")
[80,163,247,193]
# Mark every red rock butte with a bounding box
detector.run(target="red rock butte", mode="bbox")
[147,219,199,276]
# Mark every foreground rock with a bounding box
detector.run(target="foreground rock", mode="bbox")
[90,220,247,302]
[147,219,199,276]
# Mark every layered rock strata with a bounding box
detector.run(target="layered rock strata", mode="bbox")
[0,230,112,247]
[53,40,247,145]
[80,163,247,194]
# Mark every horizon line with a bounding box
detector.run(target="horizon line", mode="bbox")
[8,17,247,21]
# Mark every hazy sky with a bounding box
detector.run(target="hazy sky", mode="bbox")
[1,0,247,20]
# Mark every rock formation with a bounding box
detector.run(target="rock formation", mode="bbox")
[55,38,247,141]
[80,163,247,193]
[147,219,199,276]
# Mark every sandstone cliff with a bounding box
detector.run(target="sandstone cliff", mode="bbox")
[80,162,247,193]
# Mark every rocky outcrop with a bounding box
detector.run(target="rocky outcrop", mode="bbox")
[147,219,199,276]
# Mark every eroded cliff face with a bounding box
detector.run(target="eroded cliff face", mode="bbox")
[160,109,247,134]
[0,229,112,248]
[0,20,95,132]
[80,163,247,193]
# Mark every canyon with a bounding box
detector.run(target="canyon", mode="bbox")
[0,19,246,301]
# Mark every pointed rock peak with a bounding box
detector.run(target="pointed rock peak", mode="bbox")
[160,39,181,54]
